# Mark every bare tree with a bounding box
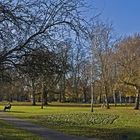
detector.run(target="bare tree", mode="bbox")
[0,0,87,71]
[116,34,140,109]
[89,22,115,109]
[0,0,90,104]
[80,61,91,103]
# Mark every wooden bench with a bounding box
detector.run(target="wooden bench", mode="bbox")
[4,104,12,111]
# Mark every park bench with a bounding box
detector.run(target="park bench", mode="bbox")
[3,103,12,111]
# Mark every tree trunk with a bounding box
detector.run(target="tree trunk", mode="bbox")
[105,94,110,109]
[59,92,62,102]
[105,86,110,109]
[44,90,48,106]
[113,92,117,106]
[62,89,66,103]
[83,87,87,103]
[60,73,66,102]
[41,82,45,109]
[134,89,140,110]
[73,82,78,102]
[62,73,66,102]
[119,92,122,104]
[129,96,131,104]
[90,83,94,112]
[125,96,127,105]
[32,80,36,106]
[99,92,102,104]
[73,73,79,103]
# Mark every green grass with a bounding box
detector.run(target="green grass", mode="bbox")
[0,119,44,140]
[0,104,140,140]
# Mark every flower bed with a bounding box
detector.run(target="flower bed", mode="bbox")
[38,113,119,127]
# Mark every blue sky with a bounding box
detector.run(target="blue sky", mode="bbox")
[91,0,140,37]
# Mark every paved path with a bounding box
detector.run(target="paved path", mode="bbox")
[0,112,99,140]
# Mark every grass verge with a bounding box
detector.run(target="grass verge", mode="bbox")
[0,119,44,140]
[0,104,140,140]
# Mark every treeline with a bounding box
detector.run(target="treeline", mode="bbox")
[0,0,139,110]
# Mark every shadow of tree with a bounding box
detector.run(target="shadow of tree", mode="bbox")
[0,110,26,113]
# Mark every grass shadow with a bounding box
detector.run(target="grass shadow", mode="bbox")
[0,110,26,113]
[8,111,26,113]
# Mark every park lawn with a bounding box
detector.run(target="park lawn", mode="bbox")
[0,104,140,140]
[0,119,44,140]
